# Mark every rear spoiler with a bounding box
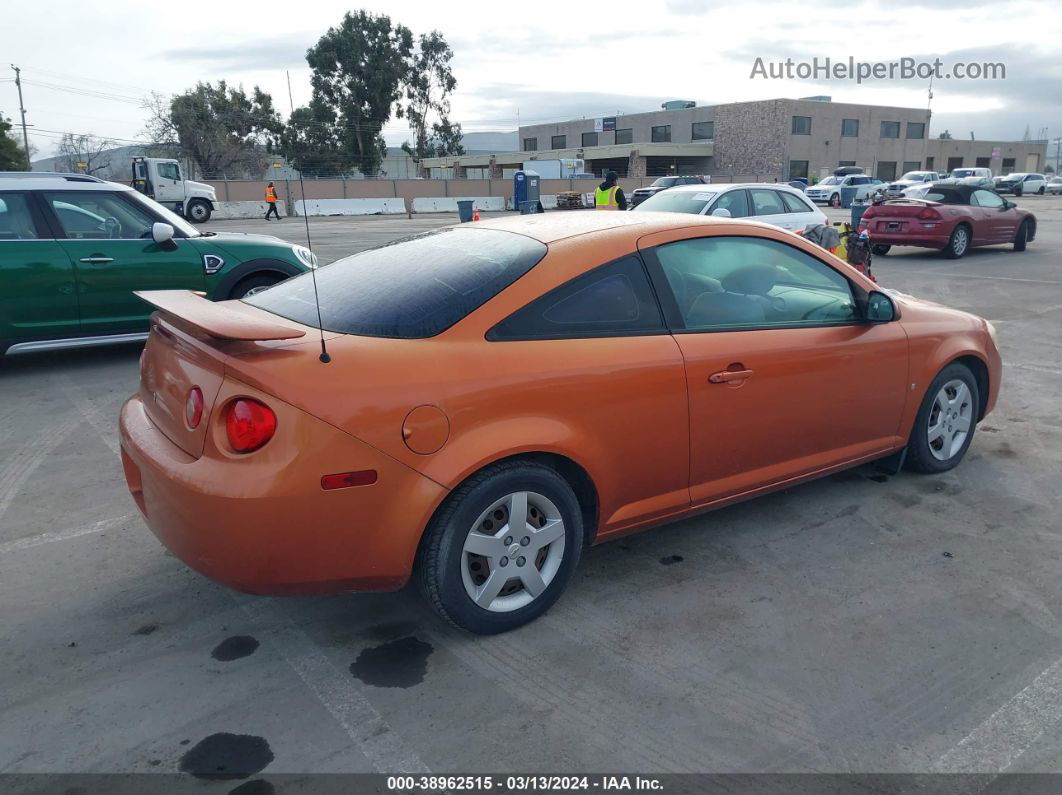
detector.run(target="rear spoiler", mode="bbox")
[135,290,307,341]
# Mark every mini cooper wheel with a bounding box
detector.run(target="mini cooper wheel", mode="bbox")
[230,274,282,299]
[905,363,980,474]
[418,462,583,634]
[944,224,971,259]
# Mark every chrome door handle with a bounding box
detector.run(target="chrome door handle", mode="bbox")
[79,257,114,264]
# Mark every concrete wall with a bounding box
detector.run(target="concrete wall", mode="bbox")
[213,201,286,220]
[294,198,406,216]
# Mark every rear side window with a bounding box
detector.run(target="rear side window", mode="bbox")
[749,189,786,216]
[923,188,965,204]
[0,193,40,239]
[779,192,812,213]
[489,256,664,340]
[246,228,546,338]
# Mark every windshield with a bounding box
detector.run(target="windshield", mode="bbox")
[817,177,841,186]
[1002,173,1025,180]
[126,189,201,238]
[634,190,716,214]
[1051,177,1062,183]
[651,177,680,188]
[952,169,978,178]
[900,172,928,181]
[245,227,547,338]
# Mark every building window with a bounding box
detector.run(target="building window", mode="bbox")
[880,121,901,138]
[523,137,537,152]
[615,128,633,145]
[691,121,714,140]
[789,160,809,179]
[651,125,671,143]
[975,157,991,168]
[841,118,859,137]
[838,161,856,167]
[926,156,935,170]
[903,161,921,172]
[876,161,897,181]
[906,122,925,139]
[551,135,566,149]
[581,132,598,148]
[792,116,812,135]
[1002,157,1016,174]
[947,156,964,172]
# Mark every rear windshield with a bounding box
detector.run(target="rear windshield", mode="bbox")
[923,188,965,204]
[634,190,716,214]
[245,227,547,338]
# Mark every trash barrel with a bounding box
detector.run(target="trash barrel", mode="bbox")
[456,200,474,223]
[840,186,859,209]
[851,201,870,228]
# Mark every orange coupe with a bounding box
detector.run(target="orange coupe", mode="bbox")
[119,212,1001,634]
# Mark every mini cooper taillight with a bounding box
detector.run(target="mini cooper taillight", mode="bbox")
[225,399,277,453]
[185,387,204,429]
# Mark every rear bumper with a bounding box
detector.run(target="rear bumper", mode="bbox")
[119,391,447,595]
[859,226,950,249]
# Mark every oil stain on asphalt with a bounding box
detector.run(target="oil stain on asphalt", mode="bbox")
[178,733,274,780]
[660,555,684,565]
[212,636,260,662]
[228,780,276,795]
[350,635,432,688]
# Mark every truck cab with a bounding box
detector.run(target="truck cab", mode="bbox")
[131,158,217,223]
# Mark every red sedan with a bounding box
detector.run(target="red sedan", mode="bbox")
[858,184,1036,259]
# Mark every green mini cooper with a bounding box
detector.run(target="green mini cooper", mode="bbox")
[0,173,315,355]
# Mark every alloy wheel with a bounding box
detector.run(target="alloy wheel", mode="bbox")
[461,491,566,612]
[952,227,969,256]
[927,379,973,461]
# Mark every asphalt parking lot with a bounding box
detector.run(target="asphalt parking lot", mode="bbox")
[3,196,1062,782]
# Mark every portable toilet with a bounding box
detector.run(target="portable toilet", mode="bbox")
[513,170,540,211]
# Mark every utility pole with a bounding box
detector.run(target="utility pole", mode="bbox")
[10,64,30,167]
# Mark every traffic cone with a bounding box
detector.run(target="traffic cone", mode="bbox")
[473,206,480,221]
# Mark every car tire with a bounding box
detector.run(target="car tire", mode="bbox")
[871,244,891,256]
[229,273,283,299]
[1038,186,1045,195]
[1013,187,1023,198]
[186,200,212,223]
[417,461,584,635]
[1014,219,1031,252]
[905,363,980,474]
[829,193,841,208]
[943,224,971,259]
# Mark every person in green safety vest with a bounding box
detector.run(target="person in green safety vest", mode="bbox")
[595,170,628,210]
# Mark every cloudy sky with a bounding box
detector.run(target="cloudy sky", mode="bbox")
[5,0,1061,158]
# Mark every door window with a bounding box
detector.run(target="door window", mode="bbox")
[972,189,1004,208]
[45,192,156,240]
[654,236,859,330]
[157,162,180,181]
[712,190,750,218]
[779,191,813,213]
[490,256,663,340]
[0,193,40,239]
[749,189,786,216]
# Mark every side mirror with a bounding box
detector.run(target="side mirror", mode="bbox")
[1001,201,1014,211]
[151,222,175,246]
[710,207,732,218]
[866,290,897,322]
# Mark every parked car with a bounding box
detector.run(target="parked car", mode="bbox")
[884,171,942,198]
[1046,176,1062,195]
[632,182,827,232]
[806,174,883,207]
[994,173,1047,196]
[120,212,1001,634]
[950,167,993,181]
[857,183,1035,259]
[628,176,706,207]
[0,174,314,355]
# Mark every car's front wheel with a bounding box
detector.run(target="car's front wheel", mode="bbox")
[418,461,584,634]
[1038,186,1045,195]
[943,224,971,259]
[906,363,980,474]
[871,244,891,256]
[186,199,212,223]
[229,273,282,299]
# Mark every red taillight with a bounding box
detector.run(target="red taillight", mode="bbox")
[321,470,378,491]
[225,399,276,453]
[185,387,204,429]
[917,206,942,221]
[861,206,878,219]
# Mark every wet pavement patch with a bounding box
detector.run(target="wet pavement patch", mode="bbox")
[660,555,684,565]
[229,780,276,795]
[133,624,158,636]
[178,733,274,780]
[212,636,260,662]
[350,636,432,688]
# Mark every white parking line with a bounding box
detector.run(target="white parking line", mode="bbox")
[933,656,1062,773]
[0,416,80,524]
[899,271,1062,285]
[238,598,431,774]
[51,373,121,457]
[0,514,133,556]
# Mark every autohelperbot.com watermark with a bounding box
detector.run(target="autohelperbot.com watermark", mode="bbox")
[750,56,1006,83]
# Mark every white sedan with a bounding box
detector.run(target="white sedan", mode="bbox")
[1045,176,1062,195]
[631,182,828,232]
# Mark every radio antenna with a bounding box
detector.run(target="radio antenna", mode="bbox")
[286,70,330,363]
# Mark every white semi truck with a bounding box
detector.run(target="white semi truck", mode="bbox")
[130,157,218,223]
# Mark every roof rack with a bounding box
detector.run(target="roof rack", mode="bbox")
[0,172,106,183]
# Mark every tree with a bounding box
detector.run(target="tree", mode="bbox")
[0,112,29,170]
[303,11,413,177]
[401,31,463,161]
[143,82,281,177]
[938,129,952,140]
[276,98,354,177]
[56,133,116,176]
